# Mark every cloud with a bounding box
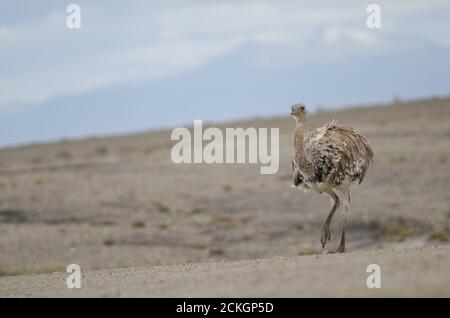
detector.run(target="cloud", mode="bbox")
[0,37,247,107]
[0,0,449,109]
[323,26,379,45]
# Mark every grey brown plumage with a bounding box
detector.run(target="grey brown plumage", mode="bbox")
[290,103,374,253]
[301,121,374,187]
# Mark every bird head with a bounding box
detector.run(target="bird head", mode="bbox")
[291,103,307,122]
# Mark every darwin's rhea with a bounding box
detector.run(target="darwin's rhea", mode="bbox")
[291,104,374,253]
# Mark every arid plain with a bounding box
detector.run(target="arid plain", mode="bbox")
[0,97,449,296]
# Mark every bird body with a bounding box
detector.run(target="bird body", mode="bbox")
[290,103,374,253]
[293,120,373,192]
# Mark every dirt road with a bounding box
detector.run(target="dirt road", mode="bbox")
[1,245,448,297]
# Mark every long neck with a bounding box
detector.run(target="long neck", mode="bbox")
[293,120,308,170]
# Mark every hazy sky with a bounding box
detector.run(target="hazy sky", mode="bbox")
[1,0,450,146]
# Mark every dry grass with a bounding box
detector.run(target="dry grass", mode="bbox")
[152,201,170,213]
[188,207,208,214]
[103,238,117,246]
[131,220,146,228]
[370,217,420,241]
[0,267,25,277]
[298,246,315,256]
[93,146,109,156]
[56,150,72,160]
[427,225,450,242]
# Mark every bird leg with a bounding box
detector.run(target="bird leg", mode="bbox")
[336,192,350,253]
[336,213,347,253]
[293,170,302,187]
[321,191,340,248]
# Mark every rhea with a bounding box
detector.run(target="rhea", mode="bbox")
[291,104,374,253]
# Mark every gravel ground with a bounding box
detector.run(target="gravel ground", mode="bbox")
[1,245,449,297]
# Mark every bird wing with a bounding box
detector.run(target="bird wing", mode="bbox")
[304,121,374,185]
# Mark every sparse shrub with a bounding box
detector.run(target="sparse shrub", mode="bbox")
[0,267,25,276]
[36,265,64,274]
[103,238,116,246]
[212,214,240,229]
[427,225,450,242]
[298,247,314,256]
[56,150,72,160]
[33,176,46,185]
[396,155,407,162]
[209,246,225,256]
[437,154,448,164]
[371,217,417,241]
[94,146,109,156]
[143,147,153,155]
[188,207,208,214]
[132,220,146,228]
[0,209,28,223]
[158,223,169,230]
[222,184,232,192]
[152,201,170,213]
[196,239,212,249]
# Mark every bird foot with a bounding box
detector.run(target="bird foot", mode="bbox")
[336,245,346,253]
[320,225,331,248]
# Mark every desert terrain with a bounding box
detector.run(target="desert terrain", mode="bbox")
[0,97,449,296]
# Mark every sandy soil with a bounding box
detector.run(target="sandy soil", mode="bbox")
[1,245,449,297]
[0,97,449,296]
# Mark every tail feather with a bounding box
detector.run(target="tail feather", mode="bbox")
[327,125,374,184]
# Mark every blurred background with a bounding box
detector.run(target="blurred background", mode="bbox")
[1,0,450,146]
[0,1,449,276]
